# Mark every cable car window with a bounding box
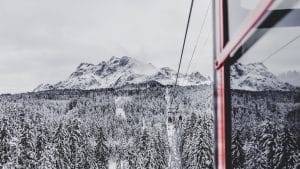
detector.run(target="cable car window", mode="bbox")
[229,2,300,169]
[226,0,261,41]
[225,0,300,43]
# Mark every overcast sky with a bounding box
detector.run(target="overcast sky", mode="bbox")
[0,0,213,94]
[240,27,300,74]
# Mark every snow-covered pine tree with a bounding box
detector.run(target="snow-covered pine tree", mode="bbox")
[246,121,281,169]
[36,122,49,163]
[18,117,37,169]
[95,128,109,169]
[66,119,85,169]
[277,125,298,169]
[53,123,72,169]
[154,131,168,169]
[0,117,11,166]
[193,117,213,169]
[199,115,213,169]
[181,114,197,169]
[135,129,150,169]
[232,130,245,169]
[81,133,97,169]
[181,114,213,169]
[126,145,138,169]
[145,132,157,169]
[37,143,57,169]
[126,130,142,169]
[145,130,167,169]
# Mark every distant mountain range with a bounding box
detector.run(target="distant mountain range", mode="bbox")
[34,56,210,92]
[33,57,297,92]
[278,71,300,87]
[230,62,295,91]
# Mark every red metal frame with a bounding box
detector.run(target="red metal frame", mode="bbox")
[214,0,275,169]
[216,0,274,68]
[216,67,226,169]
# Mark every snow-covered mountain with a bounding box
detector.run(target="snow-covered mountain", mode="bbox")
[230,62,294,91]
[34,56,210,92]
[278,70,300,87]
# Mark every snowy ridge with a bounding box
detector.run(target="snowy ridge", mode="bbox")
[231,62,295,91]
[33,56,210,92]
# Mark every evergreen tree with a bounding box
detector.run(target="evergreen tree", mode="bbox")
[247,121,280,169]
[232,130,245,169]
[18,119,37,169]
[37,143,57,169]
[0,118,11,166]
[154,131,168,169]
[277,125,298,169]
[181,115,196,169]
[81,136,97,169]
[66,119,85,169]
[181,115,213,169]
[36,123,48,163]
[126,145,138,169]
[95,128,109,169]
[197,116,213,169]
[53,123,71,169]
[135,129,149,169]
[145,131,167,169]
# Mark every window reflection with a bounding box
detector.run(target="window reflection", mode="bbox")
[226,0,261,40]
[229,2,300,169]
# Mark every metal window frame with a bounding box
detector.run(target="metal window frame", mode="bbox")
[213,0,275,169]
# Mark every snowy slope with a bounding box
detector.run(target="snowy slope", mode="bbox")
[34,56,210,92]
[231,62,294,91]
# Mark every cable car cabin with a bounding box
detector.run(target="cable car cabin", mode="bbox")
[167,107,176,124]
[213,0,300,169]
[166,105,185,128]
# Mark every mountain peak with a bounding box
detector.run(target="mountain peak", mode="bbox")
[33,56,210,92]
[231,62,294,91]
[107,56,131,65]
[77,62,95,69]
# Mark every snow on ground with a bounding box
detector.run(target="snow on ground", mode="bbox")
[115,107,126,119]
[165,87,182,169]
[114,96,131,119]
[115,96,131,106]
[108,159,128,169]
[167,122,181,169]
[167,124,175,169]
[108,159,117,169]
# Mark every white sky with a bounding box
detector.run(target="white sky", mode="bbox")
[0,0,213,94]
[240,27,300,75]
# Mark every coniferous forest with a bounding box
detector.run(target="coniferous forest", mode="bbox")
[0,84,214,169]
[231,90,300,169]
[1,83,299,169]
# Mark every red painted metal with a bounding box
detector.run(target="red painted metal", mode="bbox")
[216,1,226,168]
[216,0,275,69]
[217,67,226,169]
[214,0,275,169]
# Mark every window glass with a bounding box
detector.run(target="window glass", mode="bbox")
[230,3,300,169]
[226,0,300,41]
[0,0,215,168]
[226,0,261,40]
